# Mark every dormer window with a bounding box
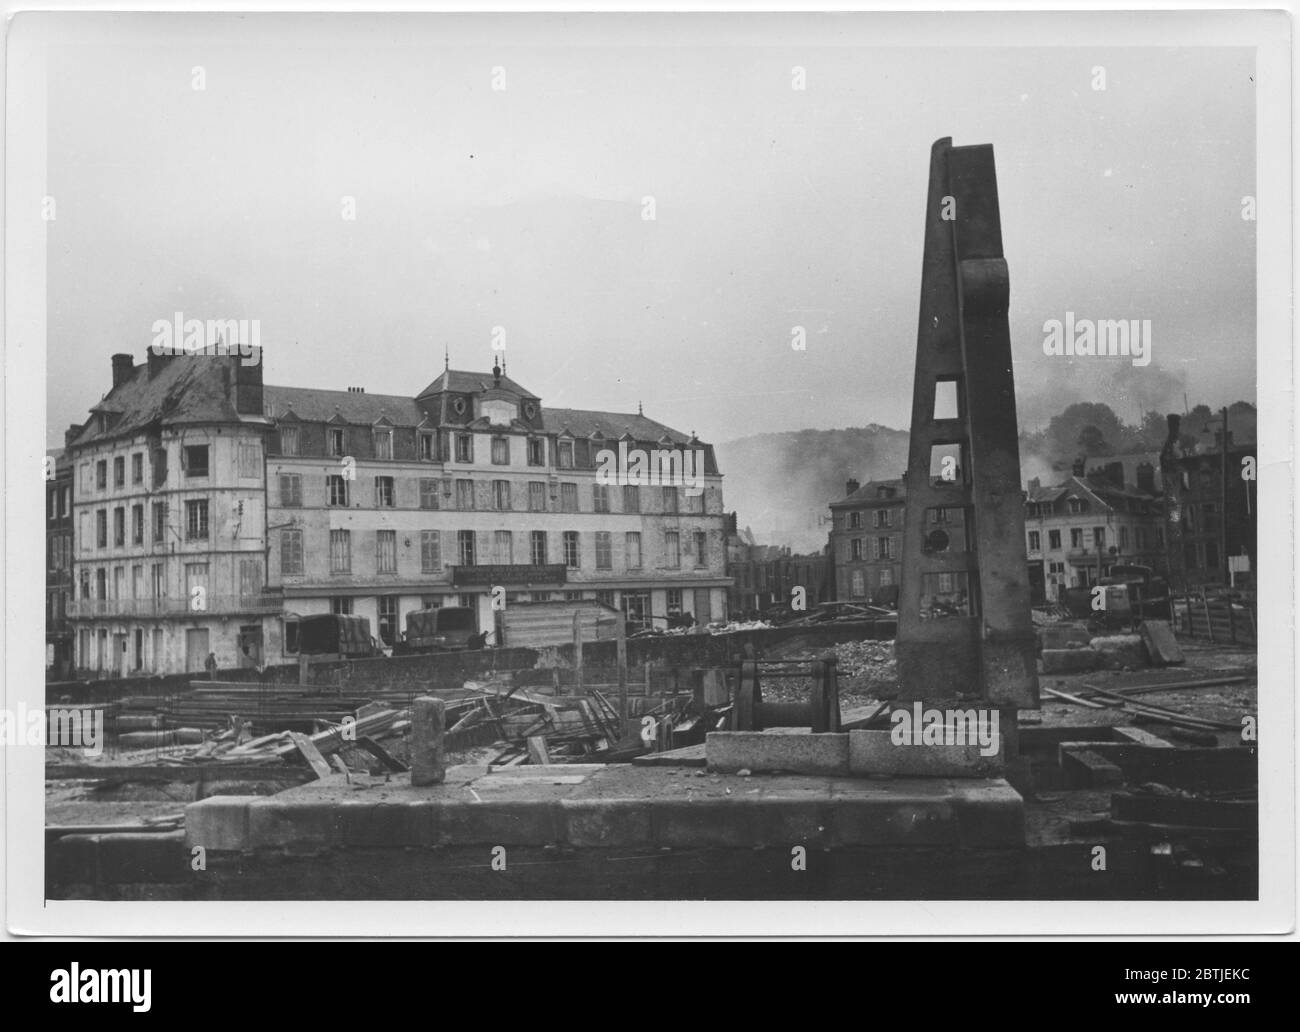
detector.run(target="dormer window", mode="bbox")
[527,437,545,466]
[373,428,393,461]
[557,439,574,469]
[280,426,299,456]
[329,427,346,457]
[419,432,436,461]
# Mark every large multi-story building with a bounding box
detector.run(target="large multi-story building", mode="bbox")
[264,362,729,646]
[1023,460,1166,602]
[66,351,277,676]
[46,450,74,678]
[827,477,906,604]
[64,352,729,674]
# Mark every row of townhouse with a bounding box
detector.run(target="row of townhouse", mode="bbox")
[62,350,729,676]
[1023,462,1166,601]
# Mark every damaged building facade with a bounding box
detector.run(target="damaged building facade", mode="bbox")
[1023,459,1166,602]
[66,350,277,676]
[265,363,729,646]
[65,352,729,675]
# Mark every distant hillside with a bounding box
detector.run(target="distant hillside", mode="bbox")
[715,425,910,553]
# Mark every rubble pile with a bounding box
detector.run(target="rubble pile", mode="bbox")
[832,640,897,682]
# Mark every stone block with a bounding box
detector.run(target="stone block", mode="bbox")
[245,797,345,849]
[561,798,653,849]
[1090,634,1148,669]
[1039,648,1105,674]
[848,728,1003,777]
[1036,622,1092,650]
[706,731,849,775]
[1140,620,1185,665]
[185,795,252,852]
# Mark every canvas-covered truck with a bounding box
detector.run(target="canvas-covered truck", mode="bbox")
[295,614,382,659]
[393,606,485,654]
[495,599,621,649]
[1060,564,1171,630]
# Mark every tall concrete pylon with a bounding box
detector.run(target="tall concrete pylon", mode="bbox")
[895,138,1039,709]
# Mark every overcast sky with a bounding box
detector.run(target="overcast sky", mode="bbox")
[44,16,1256,449]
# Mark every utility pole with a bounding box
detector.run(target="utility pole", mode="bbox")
[1220,406,1230,589]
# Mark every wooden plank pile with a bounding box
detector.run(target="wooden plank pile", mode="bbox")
[151,681,376,732]
[151,703,412,774]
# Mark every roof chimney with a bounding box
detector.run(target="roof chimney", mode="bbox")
[111,353,134,389]
[845,478,860,497]
[492,359,502,387]
[147,348,174,380]
[1071,456,1086,477]
[234,350,264,415]
[65,424,82,450]
[1028,477,1041,492]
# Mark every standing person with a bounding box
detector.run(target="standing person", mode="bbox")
[204,651,218,681]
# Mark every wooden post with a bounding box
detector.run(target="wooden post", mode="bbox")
[572,610,584,695]
[411,696,446,786]
[1226,590,1237,644]
[615,613,628,734]
[1202,591,1216,644]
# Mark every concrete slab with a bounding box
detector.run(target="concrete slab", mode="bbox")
[182,763,1025,852]
[1140,620,1185,666]
[706,731,849,775]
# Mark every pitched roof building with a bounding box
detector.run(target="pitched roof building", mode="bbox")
[64,350,729,675]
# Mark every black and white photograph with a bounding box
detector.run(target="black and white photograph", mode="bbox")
[5,6,1292,937]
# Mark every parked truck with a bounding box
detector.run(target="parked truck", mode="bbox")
[1060,563,1171,630]
[393,605,485,654]
[295,614,383,659]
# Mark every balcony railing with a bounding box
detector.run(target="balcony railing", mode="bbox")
[67,593,283,619]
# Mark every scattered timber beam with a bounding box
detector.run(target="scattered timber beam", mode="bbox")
[1111,792,1257,830]
[289,732,333,780]
[45,764,313,785]
[526,735,552,765]
[355,736,408,773]
[1042,686,1108,709]
[1058,742,1256,789]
